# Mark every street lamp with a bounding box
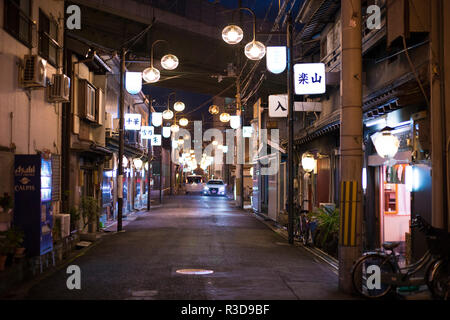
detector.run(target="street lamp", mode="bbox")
[174,101,185,112]
[170,124,180,133]
[163,92,176,120]
[161,54,179,70]
[301,153,316,173]
[133,158,143,170]
[179,117,189,127]
[143,40,179,83]
[220,112,231,123]
[222,25,244,45]
[222,7,266,61]
[372,127,400,159]
[209,105,220,115]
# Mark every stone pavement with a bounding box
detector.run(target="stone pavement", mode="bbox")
[23,195,354,300]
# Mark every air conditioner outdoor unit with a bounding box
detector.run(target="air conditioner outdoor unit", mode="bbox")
[104,158,114,170]
[21,55,47,88]
[55,214,71,239]
[48,74,70,102]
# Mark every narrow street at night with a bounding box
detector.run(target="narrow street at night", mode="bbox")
[23,195,348,300]
[1,0,450,314]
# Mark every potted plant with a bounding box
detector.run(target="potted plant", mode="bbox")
[0,232,11,271]
[0,193,13,229]
[311,206,340,258]
[79,196,100,241]
[0,227,22,270]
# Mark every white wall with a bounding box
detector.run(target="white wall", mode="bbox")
[0,0,65,229]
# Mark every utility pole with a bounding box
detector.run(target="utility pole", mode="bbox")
[160,146,163,204]
[430,0,449,230]
[287,16,294,245]
[147,103,152,211]
[339,0,363,293]
[117,48,126,232]
[236,0,244,209]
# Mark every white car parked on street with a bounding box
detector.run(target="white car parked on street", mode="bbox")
[203,179,226,196]
[185,175,204,194]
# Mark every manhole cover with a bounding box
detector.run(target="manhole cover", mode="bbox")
[131,290,158,297]
[176,269,214,275]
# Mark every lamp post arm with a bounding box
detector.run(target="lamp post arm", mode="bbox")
[238,7,257,41]
[151,39,169,68]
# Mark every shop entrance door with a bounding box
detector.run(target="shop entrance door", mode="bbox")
[379,164,411,256]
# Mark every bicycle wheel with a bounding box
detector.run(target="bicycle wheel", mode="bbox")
[429,259,450,300]
[351,253,397,299]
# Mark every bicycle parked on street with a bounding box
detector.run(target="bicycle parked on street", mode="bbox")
[351,215,450,299]
[293,201,315,246]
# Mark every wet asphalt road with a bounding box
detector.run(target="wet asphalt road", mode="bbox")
[24,195,352,300]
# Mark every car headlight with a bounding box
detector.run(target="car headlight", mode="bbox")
[219,186,225,192]
[203,186,208,191]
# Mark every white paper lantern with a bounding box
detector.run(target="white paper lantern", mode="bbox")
[125,72,142,94]
[301,153,315,172]
[372,127,400,159]
[230,115,241,129]
[162,126,171,138]
[152,112,163,127]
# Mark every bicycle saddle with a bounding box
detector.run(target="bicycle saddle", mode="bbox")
[382,242,400,250]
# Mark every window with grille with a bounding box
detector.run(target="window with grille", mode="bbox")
[39,9,60,67]
[4,0,33,48]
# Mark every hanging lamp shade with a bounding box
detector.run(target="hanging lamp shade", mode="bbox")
[179,118,189,127]
[170,124,180,133]
[174,101,185,112]
[142,67,160,83]
[244,40,266,60]
[209,105,220,115]
[162,109,174,120]
[222,25,244,44]
[161,54,179,70]
[220,112,231,123]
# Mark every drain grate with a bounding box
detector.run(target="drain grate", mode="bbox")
[176,269,214,275]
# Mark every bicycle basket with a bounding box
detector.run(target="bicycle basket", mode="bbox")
[426,228,450,256]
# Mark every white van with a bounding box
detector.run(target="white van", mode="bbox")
[185,175,204,194]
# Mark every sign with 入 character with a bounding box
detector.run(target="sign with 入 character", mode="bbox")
[243,126,253,138]
[269,94,288,118]
[150,134,162,146]
[294,63,326,95]
[140,126,154,140]
[124,113,142,130]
